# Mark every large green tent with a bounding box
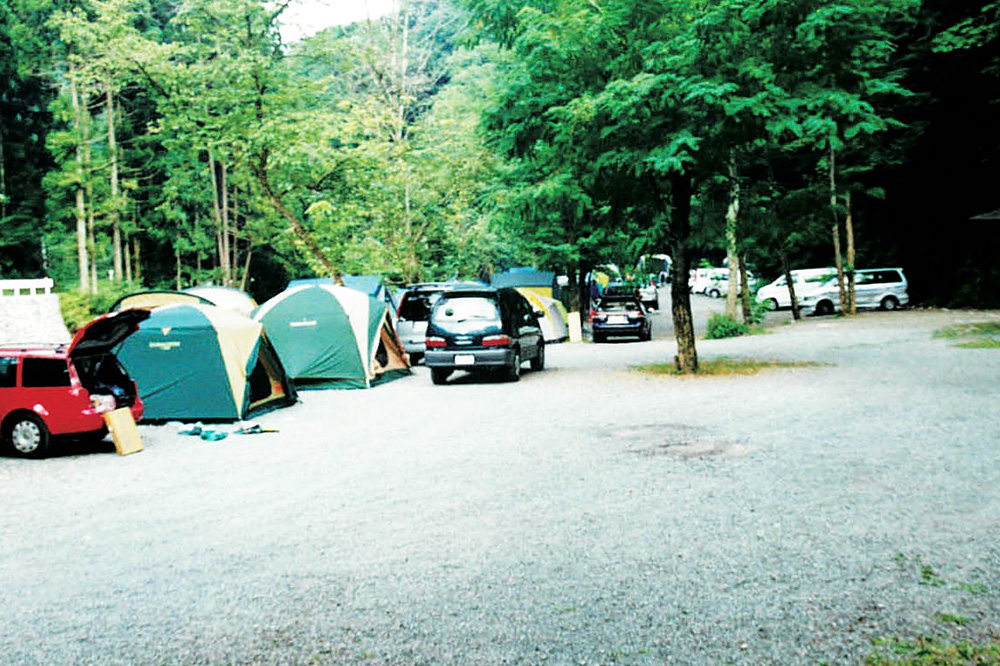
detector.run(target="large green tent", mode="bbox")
[253,284,410,389]
[115,303,297,421]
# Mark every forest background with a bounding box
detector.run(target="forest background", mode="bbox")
[1,0,998,315]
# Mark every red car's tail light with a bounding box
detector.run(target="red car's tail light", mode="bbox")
[90,394,116,413]
[482,334,512,347]
[425,336,446,349]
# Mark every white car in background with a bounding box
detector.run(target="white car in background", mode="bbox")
[698,268,755,298]
[798,268,909,316]
[755,268,836,310]
[689,267,725,295]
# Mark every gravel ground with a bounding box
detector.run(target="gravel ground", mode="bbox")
[1,304,999,666]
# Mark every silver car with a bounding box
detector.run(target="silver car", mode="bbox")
[799,268,909,315]
[395,282,484,363]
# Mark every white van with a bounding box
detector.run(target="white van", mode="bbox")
[798,268,909,316]
[755,268,836,310]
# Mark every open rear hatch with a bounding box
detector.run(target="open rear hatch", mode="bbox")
[68,309,151,410]
[68,309,151,357]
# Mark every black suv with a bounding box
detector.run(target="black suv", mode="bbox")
[424,287,545,384]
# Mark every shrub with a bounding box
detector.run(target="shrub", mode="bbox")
[706,313,749,340]
[58,285,133,333]
[745,296,769,325]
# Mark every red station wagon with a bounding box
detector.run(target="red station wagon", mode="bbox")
[0,309,149,458]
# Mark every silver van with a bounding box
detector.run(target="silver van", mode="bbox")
[755,268,836,310]
[799,268,908,315]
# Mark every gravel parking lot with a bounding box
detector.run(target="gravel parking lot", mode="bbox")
[2,301,999,665]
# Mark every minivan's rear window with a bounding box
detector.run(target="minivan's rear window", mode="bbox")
[598,298,641,312]
[433,296,500,324]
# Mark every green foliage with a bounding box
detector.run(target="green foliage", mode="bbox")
[705,313,749,340]
[933,2,1000,55]
[58,284,133,333]
[866,636,1000,665]
[0,0,998,307]
[635,357,824,376]
[744,295,769,326]
[933,322,1000,348]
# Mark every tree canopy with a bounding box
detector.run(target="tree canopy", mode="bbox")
[0,0,996,315]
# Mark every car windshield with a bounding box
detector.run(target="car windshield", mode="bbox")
[434,296,500,323]
[599,298,641,312]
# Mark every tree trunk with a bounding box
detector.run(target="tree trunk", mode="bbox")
[670,173,698,374]
[82,87,97,294]
[70,74,90,294]
[829,144,846,311]
[0,112,7,224]
[724,157,740,319]
[782,252,800,321]
[231,188,240,285]
[132,236,141,285]
[105,81,122,283]
[124,232,132,283]
[567,262,582,313]
[845,191,856,315]
[239,242,253,292]
[252,161,341,282]
[209,153,232,286]
[739,253,751,325]
[220,161,231,285]
[209,152,220,283]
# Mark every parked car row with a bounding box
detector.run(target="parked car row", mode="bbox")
[3,263,906,456]
[755,266,908,315]
[798,268,909,315]
[755,268,837,310]
[401,280,657,386]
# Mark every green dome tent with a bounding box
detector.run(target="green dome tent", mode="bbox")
[253,284,410,389]
[114,303,297,421]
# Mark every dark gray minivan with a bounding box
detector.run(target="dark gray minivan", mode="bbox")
[424,286,545,384]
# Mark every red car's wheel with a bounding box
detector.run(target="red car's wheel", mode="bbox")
[6,412,50,458]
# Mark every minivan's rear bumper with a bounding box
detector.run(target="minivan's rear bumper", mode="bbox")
[425,348,515,370]
[593,321,646,337]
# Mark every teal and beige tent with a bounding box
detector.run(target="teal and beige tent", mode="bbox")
[109,290,213,312]
[183,285,258,317]
[114,303,297,421]
[253,284,410,389]
[516,287,569,343]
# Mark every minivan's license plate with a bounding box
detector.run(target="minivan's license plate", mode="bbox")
[454,354,475,366]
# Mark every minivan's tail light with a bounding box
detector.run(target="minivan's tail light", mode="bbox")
[592,311,607,322]
[425,336,446,349]
[628,311,643,320]
[482,334,512,347]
